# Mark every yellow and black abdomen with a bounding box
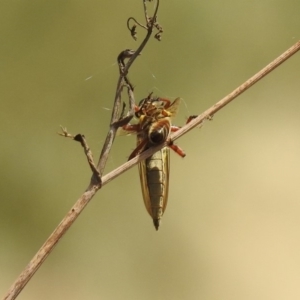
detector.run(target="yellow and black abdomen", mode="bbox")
[138,147,170,230]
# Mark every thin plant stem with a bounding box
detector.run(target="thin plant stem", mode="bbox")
[3,40,299,300]
[96,0,160,177]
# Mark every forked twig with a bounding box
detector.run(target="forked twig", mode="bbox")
[100,40,300,186]
[3,40,299,300]
[3,1,162,300]
[58,127,101,182]
[3,3,299,300]
[96,0,161,176]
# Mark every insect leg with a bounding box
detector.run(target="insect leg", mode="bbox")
[122,124,140,132]
[168,142,186,158]
[186,115,198,123]
[168,116,197,157]
[128,139,148,160]
[170,115,198,132]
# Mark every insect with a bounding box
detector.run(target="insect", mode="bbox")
[123,94,195,230]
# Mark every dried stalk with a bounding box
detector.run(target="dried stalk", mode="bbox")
[3,1,161,300]
[3,4,300,300]
[101,40,300,185]
[96,0,161,177]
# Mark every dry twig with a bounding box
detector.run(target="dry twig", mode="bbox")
[3,0,300,298]
[3,1,162,300]
[100,41,300,186]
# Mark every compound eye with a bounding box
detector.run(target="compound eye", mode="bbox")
[149,129,164,144]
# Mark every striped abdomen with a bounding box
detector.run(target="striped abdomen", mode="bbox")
[138,147,170,230]
[138,118,171,230]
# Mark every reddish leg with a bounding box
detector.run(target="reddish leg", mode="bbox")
[128,139,148,160]
[170,115,197,132]
[122,124,140,133]
[186,115,198,123]
[168,115,197,157]
[170,125,181,132]
[169,143,186,158]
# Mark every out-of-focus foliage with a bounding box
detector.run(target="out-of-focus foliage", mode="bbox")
[1,1,300,299]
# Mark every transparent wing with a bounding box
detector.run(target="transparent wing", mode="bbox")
[166,97,181,117]
[116,123,139,136]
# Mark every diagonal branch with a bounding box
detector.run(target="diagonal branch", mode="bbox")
[170,40,300,142]
[2,2,162,300]
[3,39,299,300]
[3,8,299,300]
[95,0,161,177]
[100,40,300,186]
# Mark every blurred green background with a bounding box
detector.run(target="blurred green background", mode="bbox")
[1,1,300,299]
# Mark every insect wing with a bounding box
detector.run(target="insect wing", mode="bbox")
[162,97,181,117]
[117,123,139,136]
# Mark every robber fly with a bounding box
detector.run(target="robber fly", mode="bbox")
[123,94,195,230]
